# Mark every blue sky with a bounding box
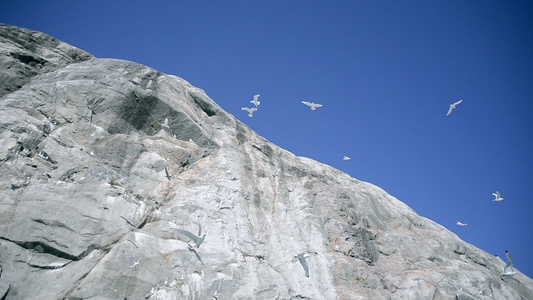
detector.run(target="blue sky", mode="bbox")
[3,1,532,277]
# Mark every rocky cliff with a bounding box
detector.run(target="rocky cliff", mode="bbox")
[1,24,532,300]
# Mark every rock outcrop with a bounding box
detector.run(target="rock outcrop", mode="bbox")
[1,24,532,300]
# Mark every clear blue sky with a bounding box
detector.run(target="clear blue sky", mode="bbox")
[3,0,532,277]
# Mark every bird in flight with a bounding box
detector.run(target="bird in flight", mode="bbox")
[302,101,323,110]
[501,250,516,276]
[343,156,351,161]
[123,251,141,268]
[250,94,260,107]
[492,191,504,202]
[161,118,169,128]
[241,107,257,117]
[456,221,468,226]
[446,99,463,116]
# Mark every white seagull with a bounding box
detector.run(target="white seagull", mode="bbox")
[492,191,504,202]
[343,156,351,161]
[501,250,516,276]
[456,221,468,226]
[123,251,141,268]
[250,94,260,107]
[241,107,257,117]
[302,101,323,110]
[446,99,463,116]
[161,118,169,128]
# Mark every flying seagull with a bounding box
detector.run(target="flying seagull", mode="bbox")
[343,156,351,161]
[492,191,504,202]
[241,107,257,117]
[446,99,463,116]
[161,118,169,128]
[295,253,310,277]
[250,94,260,107]
[456,221,468,226]
[164,166,171,181]
[123,251,141,268]
[302,101,323,110]
[172,228,207,249]
[502,250,516,276]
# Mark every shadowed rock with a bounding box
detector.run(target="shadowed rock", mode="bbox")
[0,23,93,98]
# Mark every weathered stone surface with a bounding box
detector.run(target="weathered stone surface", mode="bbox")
[0,24,93,98]
[1,24,533,299]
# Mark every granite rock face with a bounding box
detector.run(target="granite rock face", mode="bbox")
[1,24,532,300]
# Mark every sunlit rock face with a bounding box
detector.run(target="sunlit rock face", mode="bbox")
[1,24,532,300]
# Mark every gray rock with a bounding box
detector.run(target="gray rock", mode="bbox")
[1,24,532,300]
[0,23,93,98]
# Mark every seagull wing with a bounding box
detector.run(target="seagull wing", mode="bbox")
[197,222,203,236]
[241,107,252,113]
[173,229,199,244]
[453,99,463,106]
[188,244,205,265]
[446,106,454,116]
[302,101,312,107]
[296,253,309,277]
[505,251,514,271]
[295,253,309,277]
[313,103,323,108]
